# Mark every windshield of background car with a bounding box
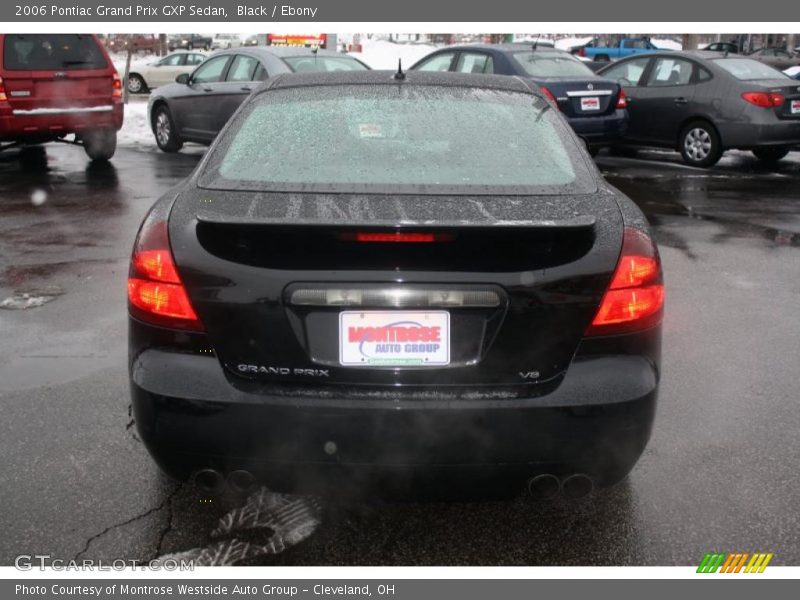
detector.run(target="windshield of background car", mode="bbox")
[198,84,596,195]
[3,34,107,71]
[714,58,788,80]
[512,52,597,78]
[284,56,369,72]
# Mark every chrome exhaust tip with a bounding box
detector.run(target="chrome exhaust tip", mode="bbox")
[227,469,256,493]
[527,474,561,499]
[194,469,225,493]
[561,474,594,499]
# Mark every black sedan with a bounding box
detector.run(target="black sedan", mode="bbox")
[599,51,800,166]
[147,47,370,152]
[129,71,663,499]
[410,44,628,154]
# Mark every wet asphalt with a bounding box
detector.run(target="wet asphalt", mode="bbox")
[0,139,798,566]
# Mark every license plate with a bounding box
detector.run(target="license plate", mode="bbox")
[792,99,800,114]
[581,96,600,111]
[339,311,450,367]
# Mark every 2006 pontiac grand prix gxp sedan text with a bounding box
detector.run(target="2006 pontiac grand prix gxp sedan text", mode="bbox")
[128,71,664,500]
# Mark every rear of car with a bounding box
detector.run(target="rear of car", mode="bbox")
[128,73,662,498]
[0,34,123,160]
[510,50,628,151]
[712,57,800,154]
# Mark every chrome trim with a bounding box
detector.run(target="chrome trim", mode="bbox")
[12,106,113,116]
[565,90,614,97]
[290,287,502,308]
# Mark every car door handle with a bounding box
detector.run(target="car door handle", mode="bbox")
[241,86,252,92]
[202,87,213,92]
[674,97,688,104]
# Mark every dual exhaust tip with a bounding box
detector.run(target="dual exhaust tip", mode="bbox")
[527,473,594,500]
[194,469,255,494]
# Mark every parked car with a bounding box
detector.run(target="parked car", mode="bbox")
[126,51,206,94]
[105,34,160,55]
[576,37,663,62]
[129,70,663,497]
[168,34,212,51]
[243,35,260,47]
[410,44,628,153]
[747,47,800,71]
[0,33,123,161]
[211,34,242,50]
[148,47,370,152]
[599,51,800,166]
[785,66,800,80]
[702,41,739,54]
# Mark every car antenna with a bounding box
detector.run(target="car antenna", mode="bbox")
[394,58,406,80]
[532,35,540,51]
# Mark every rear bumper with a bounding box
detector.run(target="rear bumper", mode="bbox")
[0,103,123,142]
[720,117,800,149]
[567,109,628,147]
[131,344,658,493]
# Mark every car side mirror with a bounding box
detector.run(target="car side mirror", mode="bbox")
[176,73,190,85]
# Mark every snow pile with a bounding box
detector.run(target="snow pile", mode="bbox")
[354,39,439,70]
[117,101,153,148]
[784,65,800,77]
[652,38,683,51]
[554,37,594,51]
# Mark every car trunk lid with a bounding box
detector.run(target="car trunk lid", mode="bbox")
[169,189,624,390]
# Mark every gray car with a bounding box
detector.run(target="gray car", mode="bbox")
[599,51,800,166]
[147,47,370,152]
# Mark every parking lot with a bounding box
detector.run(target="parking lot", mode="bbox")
[0,134,799,565]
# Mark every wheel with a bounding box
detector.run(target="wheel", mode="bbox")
[127,73,147,94]
[679,121,722,168]
[83,129,116,161]
[596,54,610,62]
[752,146,790,163]
[152,104,183,153]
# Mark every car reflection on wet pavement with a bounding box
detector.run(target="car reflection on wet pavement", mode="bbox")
[0,144,798,565]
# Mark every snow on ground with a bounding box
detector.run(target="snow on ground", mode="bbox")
[352,39,439,70]
[117,100,153,148]
[651,38,683,51]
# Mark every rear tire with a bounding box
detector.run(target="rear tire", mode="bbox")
[679,120,722,168]
[83,129,117,161]
[752,146,790,163]
[127,73,147,94]
[152,105,183,153]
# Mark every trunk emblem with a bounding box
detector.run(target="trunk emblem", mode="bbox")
[9,90,31,97]
[53,72,68,79]
[587,83,594,90]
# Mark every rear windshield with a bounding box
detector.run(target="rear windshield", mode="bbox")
[714,58,788,81]
[3,34,107,71]
[512,52,596,78]
[199,84,595,195]
[284,56,368,73]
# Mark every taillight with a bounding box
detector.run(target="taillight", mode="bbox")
[741,91,784,108]
[112,72,122,98]
[578,47,586,57]
[127,219,203,331]
[540,86,558,108]
[0,76,7,102]
[616,87,627,109]
[585,227,664,336]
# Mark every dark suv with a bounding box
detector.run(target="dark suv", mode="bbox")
[0,34,123,161]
